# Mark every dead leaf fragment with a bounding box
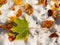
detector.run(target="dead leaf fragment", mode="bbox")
[10,6,15,11]
[0,0,7,7]
[0,0,7,4]
[24,4,33,15]
[0,10,2,15]
[41,20,54,29]
[51,0,60,2]
[13,0,23,5]
[36,0,44,5]
[36,0,47,7]
[49,32,59,38]
[43,0,48,7]
[16,9,22,17]
[51,3,59,11]
[1,23,13,30]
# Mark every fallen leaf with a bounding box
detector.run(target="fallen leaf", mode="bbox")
[24,4,33,15]
[16,9,22,17]
[13,0,23,5]
[9,17,29,41]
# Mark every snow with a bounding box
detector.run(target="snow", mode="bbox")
[0,0,60,45]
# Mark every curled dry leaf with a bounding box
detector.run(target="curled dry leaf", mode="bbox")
[13,0,23,5]
[49,31,59,38]
[41,20,54,29]
[24,4,33,15]
[16,9,22,17]
[10,6,15,11]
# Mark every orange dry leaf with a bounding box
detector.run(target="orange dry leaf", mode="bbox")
[41,20,54,29]
[0,0,7,7]
[41,21,47,28]
[36,0,44,5]
[0,0,7,4]
[43,0,48,7]
[47,20,54,28]
[10,6,15,11]
[16,9,22,17]
[13,0,23,5]
[24,4,33,15]
[36,0,47,7]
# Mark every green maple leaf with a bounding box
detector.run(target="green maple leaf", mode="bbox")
[9,17,30,41]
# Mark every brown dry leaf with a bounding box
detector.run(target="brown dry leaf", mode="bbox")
[1,23,13,30]
[43,0,48,7]
[48,9,53,16]
[51,0,60,2]
[36,0,47,7]
[49,31,59,38]
[0,0,7,4]
[41,20,54,29]
[41,21,48,28]
[13,0,23,5]
[0,0,7,7]
[8,36,16,42]
[24,4,33,15]
[10,6,15,11]
[16,9,22,17]
[36,0,44,5]
[0,10,2,15]
[47,20,54,28]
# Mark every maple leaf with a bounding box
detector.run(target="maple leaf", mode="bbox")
[9,17,30,41]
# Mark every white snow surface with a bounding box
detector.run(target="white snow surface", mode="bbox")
[0,0,60,45]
